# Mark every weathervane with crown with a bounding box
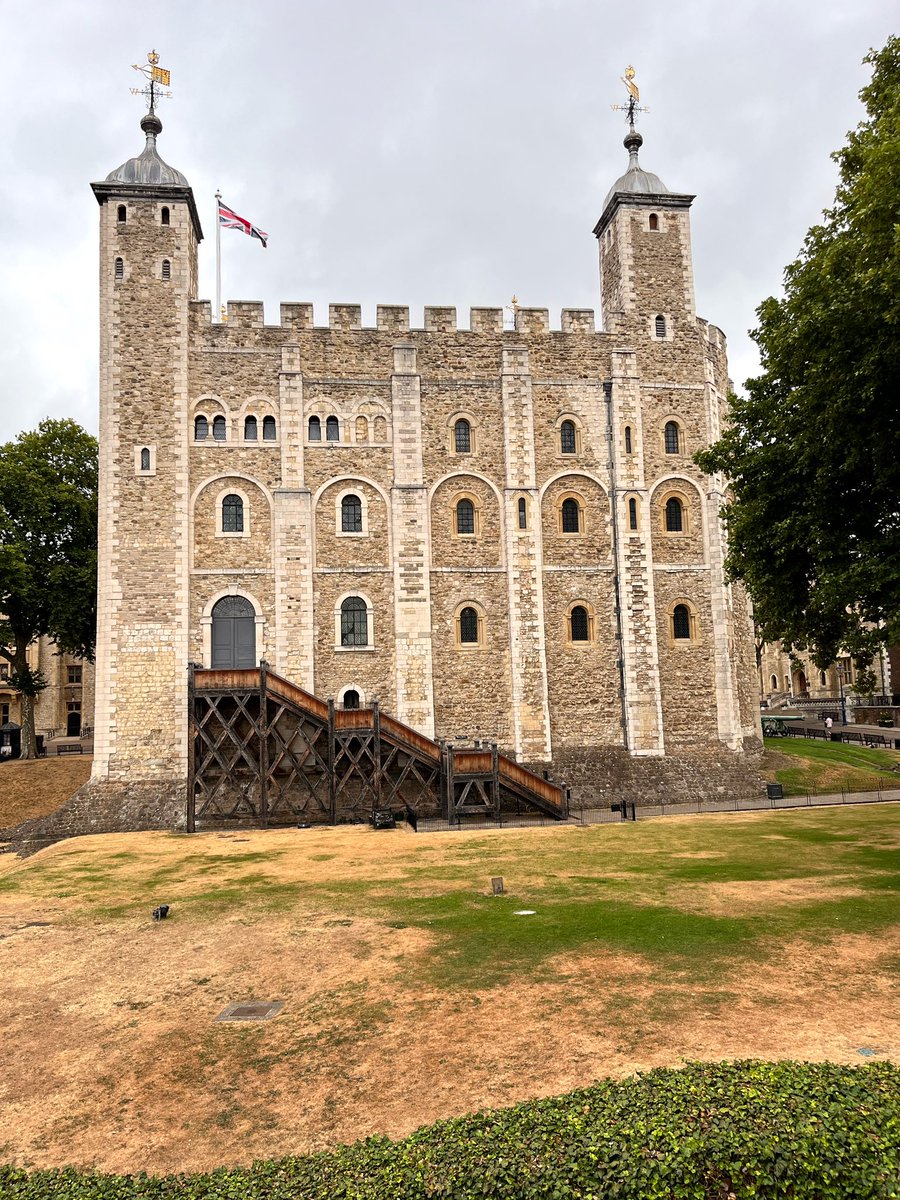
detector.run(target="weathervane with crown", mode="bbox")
[130,49,173,113]
[610,65,649,130]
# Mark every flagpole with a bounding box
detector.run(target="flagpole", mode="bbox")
[214,189,222,323]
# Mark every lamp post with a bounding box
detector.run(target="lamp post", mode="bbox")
[837,663,848,726]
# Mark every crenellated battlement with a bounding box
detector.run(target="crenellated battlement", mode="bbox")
[189,300,599,335]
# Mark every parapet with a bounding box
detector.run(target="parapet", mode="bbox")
[190,300,598,335]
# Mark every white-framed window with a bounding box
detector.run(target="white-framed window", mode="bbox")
[215,487,251,538]
[334,593,375,650]
[134,444,156,476]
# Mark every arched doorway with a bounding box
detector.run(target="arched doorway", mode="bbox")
[211,595,256,669]
[66,705,81,737]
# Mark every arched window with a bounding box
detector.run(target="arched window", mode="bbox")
[244,415,258,441]
[784,675,790,691]
[308,415,321,441]
[664,497,684,532]
[560,420,577,455]
[518,497,527,530]
[459,606,480,645]
[672,604,692,640]
[340,597,368,647]
[655,314,667,339]
[343,689,360,710]
[570,605,590,642]
[212,415,227,442]
[117,205,126,223]
[820,670,827,687]
[114,257,124,281]
[454,418,471,454]
[561,497,581,534]
[624,425,632,454]
[628,497,638,530]
[355,416,368,443]
[262,415,276,441]
[771,674,778,691]
[649,213,659,231]
[194,415,208,441]
[211,595,256,669]
[456,498,476,535]
[326,415,340,442]
[140,447,150,471]
[162,259,171,281]
[161,206,170,226]
[374,415,388,442]
[221,494,244,533]
[341,494,363,533]
[664,421,680,454]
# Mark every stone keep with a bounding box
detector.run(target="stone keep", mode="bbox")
[89,112,761,814]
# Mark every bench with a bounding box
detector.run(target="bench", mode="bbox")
[55,743,84,755]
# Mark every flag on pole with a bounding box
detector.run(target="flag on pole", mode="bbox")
[217,201,268,248]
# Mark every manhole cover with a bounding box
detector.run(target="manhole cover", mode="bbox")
[216,1000,284,1022]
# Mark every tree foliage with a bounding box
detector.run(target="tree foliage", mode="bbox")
[697,37,900,675]
[0,419,98,756]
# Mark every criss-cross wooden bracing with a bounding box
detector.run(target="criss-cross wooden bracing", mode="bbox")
[188,664,568,830]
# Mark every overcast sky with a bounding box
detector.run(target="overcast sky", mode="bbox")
[1,0,894,443]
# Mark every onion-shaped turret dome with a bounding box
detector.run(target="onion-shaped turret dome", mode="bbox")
[105,112,189,187]
[602,128,669,209]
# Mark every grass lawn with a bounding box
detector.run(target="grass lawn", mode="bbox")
[1,806,898,1174]
[763,735,900,795]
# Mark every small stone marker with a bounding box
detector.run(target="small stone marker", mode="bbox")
[513,910,536,916]
[216,1000,284,1022]
[491,877,504,895]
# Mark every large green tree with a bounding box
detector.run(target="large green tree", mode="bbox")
[697,37,900,686]
[0,419,98,757]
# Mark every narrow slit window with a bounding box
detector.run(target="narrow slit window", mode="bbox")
[222,494,244,533]
[162,259,171,281]
[649,213,659,231]
[624,425,632,454]
[194,415,208,441]
[161,207,170,226]
[560,420,577,454]
[340,597,368,646]
[664,421,680,454]
[140,447,151,471]
[561,497,581,534]
[673,604,691,640]
[655,314,667,339]
[114,257,124,281]
[212,415,227,441]
[518,497,527,530]
[456,498,475,535]
[570,606,589,642]
[459,606,480,645]
[454,418,471,453]
[308,415,321,441]
[326,415,340,442]
[665,497,684,532]
[262,415,276,441]
[341,494,363,533]
[244,415,258,441]
[628,497,638,530]
[117,205,126,223]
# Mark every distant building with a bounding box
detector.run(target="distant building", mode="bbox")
[0,638,94,738]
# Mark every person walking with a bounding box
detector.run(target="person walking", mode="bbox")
[825,715,833,733]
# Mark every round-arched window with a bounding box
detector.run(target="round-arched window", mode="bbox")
[326,416,340,442]
[459,606,480,644]
[308,416,322,441]
[212,415,227,441]
[343,689,360,710]
[664,421,680,454]
[561,497,581,533]
[456,498,475,535]
[244,415,258,441]
[673,604,691,640]
[262,415,277,441]
[222,494,244,533]
[560,420,577,455]
[341,494,363,533]
[665,497,684,532]
[570,605,590,642]
[454,418,472,453]
[340,597,368,646]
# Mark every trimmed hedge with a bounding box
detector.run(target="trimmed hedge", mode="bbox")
[1,1061,898,1198]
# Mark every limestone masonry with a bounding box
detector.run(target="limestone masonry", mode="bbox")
[87,111,762,820]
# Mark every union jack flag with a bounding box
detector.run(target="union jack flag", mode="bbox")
[217,201,268,248]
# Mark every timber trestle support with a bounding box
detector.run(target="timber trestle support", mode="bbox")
[188,664,568,831]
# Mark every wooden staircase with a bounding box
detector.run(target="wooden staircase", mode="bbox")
[188,663,567,830]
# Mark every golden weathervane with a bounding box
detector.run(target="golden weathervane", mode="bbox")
[130,49,173,112]
[610,65,650,128]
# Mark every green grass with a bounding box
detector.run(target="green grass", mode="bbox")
[764,736,900,795]
[3,805,899,993]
